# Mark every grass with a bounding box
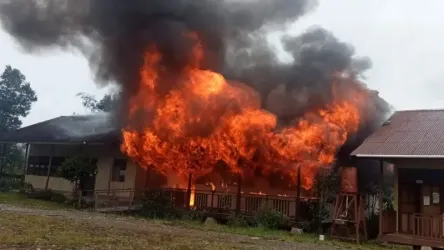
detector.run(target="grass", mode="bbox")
[0,192,408,249]
[0,192,69,209]
[158,219,407,250]
[0,212,246,250]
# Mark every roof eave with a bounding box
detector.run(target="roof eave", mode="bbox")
[354,154,444,159]
[0,141,108,145]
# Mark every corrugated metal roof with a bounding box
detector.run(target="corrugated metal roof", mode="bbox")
[0,113,119,144]
[351,109,444,158]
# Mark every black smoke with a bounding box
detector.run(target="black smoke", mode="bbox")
[0,0,391,176]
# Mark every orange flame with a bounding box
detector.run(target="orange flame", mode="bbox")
[121,33,365,190]
[189,185,195,207]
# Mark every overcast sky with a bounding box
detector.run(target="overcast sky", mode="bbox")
[1,0,444,127]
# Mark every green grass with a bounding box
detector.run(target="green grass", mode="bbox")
[0,192,69,209]
[0,212,247,250]
[158,219,407,250]
[0,192,408,249]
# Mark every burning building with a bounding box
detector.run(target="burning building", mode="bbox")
[0,0,390,214]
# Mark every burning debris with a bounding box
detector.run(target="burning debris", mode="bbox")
[0,0,390,191]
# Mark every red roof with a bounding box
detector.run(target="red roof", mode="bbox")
[351,109,444,158]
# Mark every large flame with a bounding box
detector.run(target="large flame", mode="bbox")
[121,34,364,190]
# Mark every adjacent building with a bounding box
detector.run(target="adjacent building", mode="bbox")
[352,109,444,249]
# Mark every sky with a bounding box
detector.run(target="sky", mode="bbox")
[1,0,444,127]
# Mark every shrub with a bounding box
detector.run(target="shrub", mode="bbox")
[18,182,34,194]
[27,190,67,203]
[140,189,181,219]
[254,206,289,230]
[227,214,250,227]
[0,178,23,192]
[184,209,206,222]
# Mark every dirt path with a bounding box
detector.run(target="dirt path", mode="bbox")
[0,204,339,250]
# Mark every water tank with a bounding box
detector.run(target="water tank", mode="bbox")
[341,167,358,193]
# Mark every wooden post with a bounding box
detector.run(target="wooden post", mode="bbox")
[378,159,384,239]
[236,174,242,214]
[186,173,192,210]
[44,145,55,190]
[210,190,214,212]
[107,159,113,197]
[22,144,30,183]
[0,143,5,174]
[295,166,301,221]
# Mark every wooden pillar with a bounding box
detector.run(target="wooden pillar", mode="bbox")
[295,166,301,221]
[186,173,192,210]
[378,159,384,239]
[0,143,5,174]
[44,145,55,190]
[236,174,242,214]
[394,166,399,233]
[107,159,113,197]
[22,144,30,183]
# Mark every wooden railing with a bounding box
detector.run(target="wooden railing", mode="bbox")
[77,187,318,218]
[399,213,444,239]
[0,173,23,183]
[192,189,318,219]
[78,188,139,211]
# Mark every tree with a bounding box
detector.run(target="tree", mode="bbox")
[77,92,118,113]
[58,156,97,192]
[0,65,37,131]
[0,65,37,174]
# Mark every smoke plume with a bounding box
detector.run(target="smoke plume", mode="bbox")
[0,0,391,179]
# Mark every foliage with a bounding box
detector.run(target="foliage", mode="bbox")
[306,169,340,233]
[254,206,289,230]
[18,182,34,194]
[227,214,250,227]
[27,190,67,203]
[0,65,37,175]
[0,176,23,192]
[0,65,37,131]
[140,189,181,219]
[184,209,206,222]
[77,92,119,113]
[58,156,97,192]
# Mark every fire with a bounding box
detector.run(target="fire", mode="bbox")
[249,191,266,196]
[189,186,195,207]
[121,33,364,190]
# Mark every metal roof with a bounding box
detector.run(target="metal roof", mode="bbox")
[0,113,120,144]
[351,109,444,158]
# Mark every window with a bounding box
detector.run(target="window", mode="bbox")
[27,156,50,176]
[27,156,98,177]
[112,159,127,182]
[50,157,66,177]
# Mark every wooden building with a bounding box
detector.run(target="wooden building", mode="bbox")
[0,113,316,218]
[351,109,444,250]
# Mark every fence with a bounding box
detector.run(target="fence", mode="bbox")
[0,173,24,182]
[78,187,318,220]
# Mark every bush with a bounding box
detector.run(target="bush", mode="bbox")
[27,190,67,203]
[227,214,250,227]
[184,209,206,222]
[18,182,34,194]
[254,206,289,230]
[140,189,181,219]
[0,178,23,192]
[366,213,379,239]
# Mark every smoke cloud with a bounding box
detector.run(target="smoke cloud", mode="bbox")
[0,0,390,160]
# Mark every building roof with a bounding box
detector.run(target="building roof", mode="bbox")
[351,109,444,158]
[0,113,120,144]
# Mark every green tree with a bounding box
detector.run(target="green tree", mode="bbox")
[77,92,118,112]
[58,156,97,192]
[0,65,37,174]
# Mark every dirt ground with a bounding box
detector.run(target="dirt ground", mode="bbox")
[0,204,403,250]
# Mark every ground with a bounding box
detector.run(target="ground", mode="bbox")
[0,193,406,250]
